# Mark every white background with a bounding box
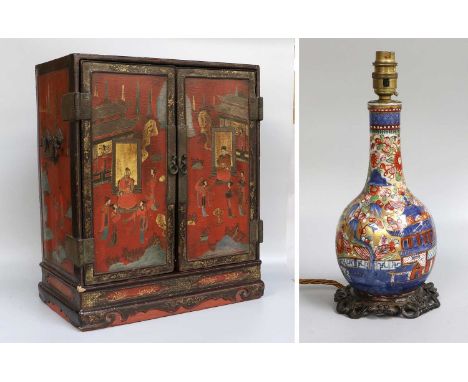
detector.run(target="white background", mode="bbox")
[299,39,468,342]
[1,1,468,381]
[0,39,295,342]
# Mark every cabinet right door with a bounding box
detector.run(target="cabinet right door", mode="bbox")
[177,68,260,270]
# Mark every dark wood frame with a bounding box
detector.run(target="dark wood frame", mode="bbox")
[36,54,263,330]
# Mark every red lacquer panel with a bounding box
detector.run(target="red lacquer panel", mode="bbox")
[91,72,170,273]
[37,68,74,275]
[185,78,251,261]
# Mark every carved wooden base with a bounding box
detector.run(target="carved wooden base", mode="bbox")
[39,280,264,331]
[334,282,440,319]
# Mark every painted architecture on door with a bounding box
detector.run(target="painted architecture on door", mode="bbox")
[91,72,169,273]
[38,68,74,275]
[336,103,437,295]
[185,78,251,261]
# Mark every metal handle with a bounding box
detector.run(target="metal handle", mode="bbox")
[179,154,187,175]
[41,128,64,163]
[168,155,178,175]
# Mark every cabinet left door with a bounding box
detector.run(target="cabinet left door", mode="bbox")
[81,62,176,285]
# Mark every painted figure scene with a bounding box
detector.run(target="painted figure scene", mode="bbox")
[336,105,437,295]
[185,78,251,261]
[91,73,169,273]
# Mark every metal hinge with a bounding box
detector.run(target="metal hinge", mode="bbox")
[249,97,263,121]
[255,220,263,243]
[61,92,91,121]
[65,235,94,267]
[258,219,263,243]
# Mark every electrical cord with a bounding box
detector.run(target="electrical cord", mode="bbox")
[299,278,344,289]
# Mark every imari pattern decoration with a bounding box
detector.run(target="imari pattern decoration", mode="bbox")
[334,51,440,318]
[36,54,263,331]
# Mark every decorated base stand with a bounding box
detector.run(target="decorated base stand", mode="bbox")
[334,282,440,319]
[39,261,264,331]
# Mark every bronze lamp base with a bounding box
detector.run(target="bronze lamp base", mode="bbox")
[334,282,440,319]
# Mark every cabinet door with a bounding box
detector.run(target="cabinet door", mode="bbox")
[81,62,176,285]
[177,68,259,270]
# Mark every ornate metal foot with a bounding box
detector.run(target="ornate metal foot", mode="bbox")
[334,282,440,319]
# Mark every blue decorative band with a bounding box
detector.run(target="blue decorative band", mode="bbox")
[370,111,400,127]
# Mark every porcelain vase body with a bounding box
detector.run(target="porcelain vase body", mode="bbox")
[336,102,437,296]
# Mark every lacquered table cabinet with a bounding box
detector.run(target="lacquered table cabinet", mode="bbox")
[36,54,264,330]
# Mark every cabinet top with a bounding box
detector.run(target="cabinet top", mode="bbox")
[35,53,260,74]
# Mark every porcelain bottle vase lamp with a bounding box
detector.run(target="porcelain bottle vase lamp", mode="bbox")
[334,51,440,318]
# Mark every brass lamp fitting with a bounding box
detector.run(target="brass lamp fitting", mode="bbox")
[372,51,398,102]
